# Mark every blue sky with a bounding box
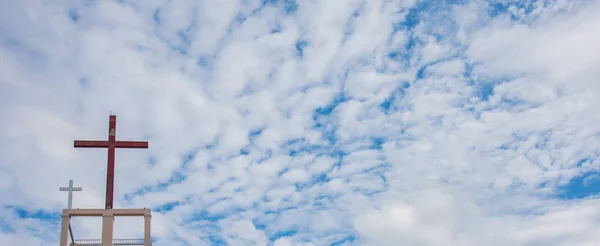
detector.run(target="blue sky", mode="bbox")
[1,0,600,245]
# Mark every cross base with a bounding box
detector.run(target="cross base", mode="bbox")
[59,208,151,246]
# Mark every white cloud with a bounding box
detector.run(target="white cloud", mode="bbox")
[273,237,315,246]
[2,0,600,245]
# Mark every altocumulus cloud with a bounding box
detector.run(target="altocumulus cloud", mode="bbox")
[1,0,600,245]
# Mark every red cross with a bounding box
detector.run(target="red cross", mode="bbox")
[74,115,148,209]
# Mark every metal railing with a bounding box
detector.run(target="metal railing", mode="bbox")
[71,238,146,245]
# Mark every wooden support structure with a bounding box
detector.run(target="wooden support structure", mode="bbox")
[59,209,152,246]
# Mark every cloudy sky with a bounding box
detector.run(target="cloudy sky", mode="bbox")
[1,0,600,245]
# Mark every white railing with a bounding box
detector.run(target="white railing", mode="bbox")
[71,238,146,245]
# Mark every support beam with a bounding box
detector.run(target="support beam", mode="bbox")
[101,213,114,246]
[144,214,151,246]
[69,224,75,245]
[60,214,70,246]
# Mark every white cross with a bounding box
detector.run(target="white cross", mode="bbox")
[59,180,82,209]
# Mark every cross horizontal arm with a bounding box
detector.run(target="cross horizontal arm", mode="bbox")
[115,141,149,148]
[74,140,109,148]
[59,187,82,191]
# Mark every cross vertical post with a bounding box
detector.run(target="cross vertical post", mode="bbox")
[59,180,82,209]
[107,115,116,210]
[74,115,148,209]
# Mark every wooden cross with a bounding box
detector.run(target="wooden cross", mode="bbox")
[74,115,148,209]
[59,180,82,209]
